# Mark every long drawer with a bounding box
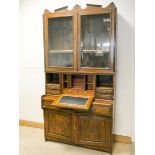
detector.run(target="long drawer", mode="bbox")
[91,101,113,117]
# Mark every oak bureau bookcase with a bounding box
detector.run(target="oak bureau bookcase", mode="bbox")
[41,2,117,154]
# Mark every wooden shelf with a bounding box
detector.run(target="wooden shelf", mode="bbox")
[86,82,93,84]
[63,80,70,83]
[49,50,73,53]
[82,50,109,53]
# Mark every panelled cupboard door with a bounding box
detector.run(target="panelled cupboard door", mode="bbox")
[44,110,73,142]
[76,113,112,148]
[43,11,78,72]
[77,8,116,73]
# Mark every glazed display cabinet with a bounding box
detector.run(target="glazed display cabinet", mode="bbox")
[41,2,117,154]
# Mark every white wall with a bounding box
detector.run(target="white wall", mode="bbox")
[19,0,134,140]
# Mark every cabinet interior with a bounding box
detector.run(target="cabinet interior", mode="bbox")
[81,13,111,68]
[46,73,59,84]
[96,75,114,100]
[48,17,73,67]
[46,73,114,100]
[96,75,113,87]
[62,74,95,94]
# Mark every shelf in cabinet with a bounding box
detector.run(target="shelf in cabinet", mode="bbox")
[49,50,73,53]
[86,82,94,84]
[82,50,109,53]
[63,80,70,83]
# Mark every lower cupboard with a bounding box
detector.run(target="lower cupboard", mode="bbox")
[43,109,112,153]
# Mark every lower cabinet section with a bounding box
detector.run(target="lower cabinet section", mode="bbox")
[44,109,112,153]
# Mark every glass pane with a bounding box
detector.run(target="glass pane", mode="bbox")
[48,17,73,67]
[48,53,73,67]
[81,14,111,68]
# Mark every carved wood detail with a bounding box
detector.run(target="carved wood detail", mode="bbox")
[44,9,50,14]
[73,4,81,11]
[44,2,116,14]
[106,2,116,9]
[54,6,68,12]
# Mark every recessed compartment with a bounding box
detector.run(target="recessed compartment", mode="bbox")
[96,75,113,87]
[62,74,95,95]
[46,73,60,95]
[96,75,114,100]
[85,75,94,91]
[46,73,59,84]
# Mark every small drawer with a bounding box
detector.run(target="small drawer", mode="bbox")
[63,88,72,94]
[63,88,82,95]
[96,87,114,94]
[71,88,79,94]
[42,101,53,108]
[91,105,112,116]
[96,93,113,100]
[47,89,60,95]
[42,95,59,108]
[46,84,60,90]
[83,90,93,96]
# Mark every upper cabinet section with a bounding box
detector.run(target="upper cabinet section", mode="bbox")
[43,3,117,73]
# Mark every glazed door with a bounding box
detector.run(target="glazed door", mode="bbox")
[77,11,115,73]
[44,109,73,142]
[44,12,77,72]
[76,113,112,148]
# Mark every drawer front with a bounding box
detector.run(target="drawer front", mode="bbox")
[63,89,93,96]
[42,101,54,108]
[92,105,112,116]
[95,93,113,100]
[46,84,61,95]
[46,84,60,90]
[63,88,72,94]
[47,89,60,95]
[96,87,113,94]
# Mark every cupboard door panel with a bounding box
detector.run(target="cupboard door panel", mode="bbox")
[43,12,78,72]
[45,110,72,141]
[80,14,111,68]
[48,17,73,68]
[77,11,116,73]
[77,113,112,147]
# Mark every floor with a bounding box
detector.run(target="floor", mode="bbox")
[19,126,134,155]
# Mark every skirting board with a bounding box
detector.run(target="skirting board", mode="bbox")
[19,119,131,144]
